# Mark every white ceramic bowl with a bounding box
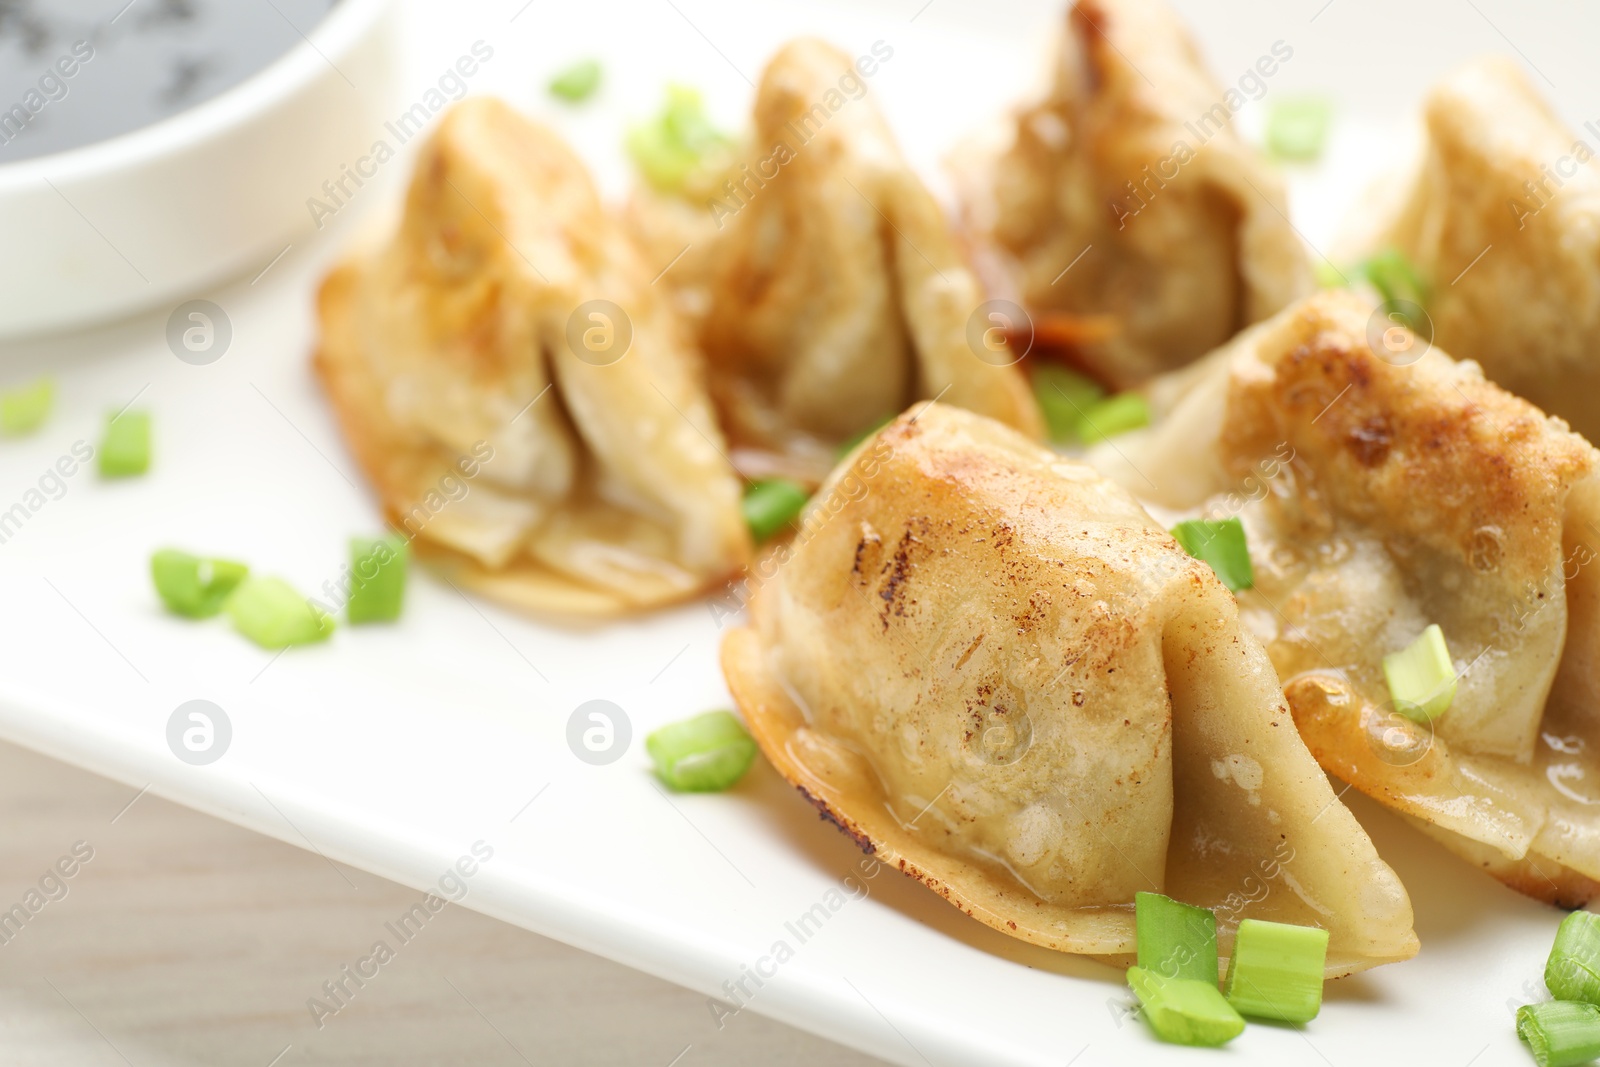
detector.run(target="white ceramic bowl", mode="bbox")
[0,0,400,339]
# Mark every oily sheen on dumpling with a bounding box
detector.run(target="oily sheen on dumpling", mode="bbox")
[315,98,749,615]
[722,403,1417,974]
[693,39,1042,481]
[963,0,1311,388]
[1343,57,1600,443]
[1092,291,1600,906]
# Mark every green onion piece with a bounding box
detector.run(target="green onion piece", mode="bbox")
[1546,911,1600,1006]
[1077,392,1149,443]
[1135,891,1219,985]
[225,577,334,649]
[151,549,249,619]
[1382,623,1456,723]
[347,535,409,624]
[646,710,759,792]
[0,378,54,435]
[1518,1002,1600,1067]
[1032,364,1106,444]
[1361,246,1429,312]
[1313,259,1348,290]
[1223,917,1329,1023]
[1126,966,1245,1047]
[1171,518,1255,593]
[742,479,809,543]
[1266,96,1332,162]
[99,410,151,478]
[837,414,895,458]
[626,85,730,193]
[549,59,602,102]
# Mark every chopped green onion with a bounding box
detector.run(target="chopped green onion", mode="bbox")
[1361,246,1429,316]
[151,549,249,619]
[646,710,759,792]
[1266,97,1333,162]
[1546,911,1600,1006]
[549,59,602,102]
[1126,966,1245,1047]
[346,535,409,624]
[1135,891,1219,985]
[837,414,895,458]
[1,378,54,435]
[225,577,334,649]
[742,479,809,543]
[626,85,730,194]
[1171,518,1255,593]
[99,410,150,478]
[1313,260,1348,290]
[1518,1002,1600,1067]
[1032,364,1106,444]
[1223,917,1329,1023]
[1382,623,1456,723]
[1077,392,1149,443]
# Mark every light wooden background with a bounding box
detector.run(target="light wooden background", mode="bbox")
[0,739,884,1066]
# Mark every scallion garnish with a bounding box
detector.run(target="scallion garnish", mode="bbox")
[1546,911,1600,1006]
[1361,247,1428,324]
[1,378,54,436]
[1135,891,1219,984]
[99,410,150,478]
[742,479,809,543]
[646,710,759,792]
[1171,518,1255,593]
[1266,97,1332,162]
[1313,260,1347,290]
[1518,1002,1600,1067]
[1126,966,1245,1047]
[225,577,334,649]
[1223,917,1329,1023]
[1032,364,1106,444]
[1382,623,1456,723]
[1077,392,1149,443]
[151,549,249,619]
[626,85,730,194]
[549,59,602,103]
[346,535,408,624]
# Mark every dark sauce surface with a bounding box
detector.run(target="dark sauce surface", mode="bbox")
[0,0,342,163]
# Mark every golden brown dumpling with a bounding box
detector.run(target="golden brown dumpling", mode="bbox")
[1092,291,1600,906]
[692,39,1042,481]
[723,403,1417,973]
[1345,57,1600,443]
[963,0,1311,388]
[315,99,750,616]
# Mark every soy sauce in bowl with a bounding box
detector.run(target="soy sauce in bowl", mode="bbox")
[0,0,341,163]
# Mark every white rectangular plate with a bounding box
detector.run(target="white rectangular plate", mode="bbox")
[0,0,1591,1063]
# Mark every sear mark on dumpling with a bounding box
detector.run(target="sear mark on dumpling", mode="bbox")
[314,98,750,616]
[723,402,1417,974]
[1091,289,1600,906]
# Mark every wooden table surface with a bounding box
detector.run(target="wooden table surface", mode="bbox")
[0,738,885,1066]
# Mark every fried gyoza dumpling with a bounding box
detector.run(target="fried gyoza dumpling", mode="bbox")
[1092,291,1600,906]
[315,99,750,616]
[723,403,1417,973]
[1344,57,1600,443]
[963,0,1311,388]
[697,39,1043,481]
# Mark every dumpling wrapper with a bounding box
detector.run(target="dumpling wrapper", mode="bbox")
[1343,57,1600,443]
[723,403,1417,974]
[1092,290,1600,906]
[960,0,1311,388]
[694,39,1043,481]
[316,98,750,616]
